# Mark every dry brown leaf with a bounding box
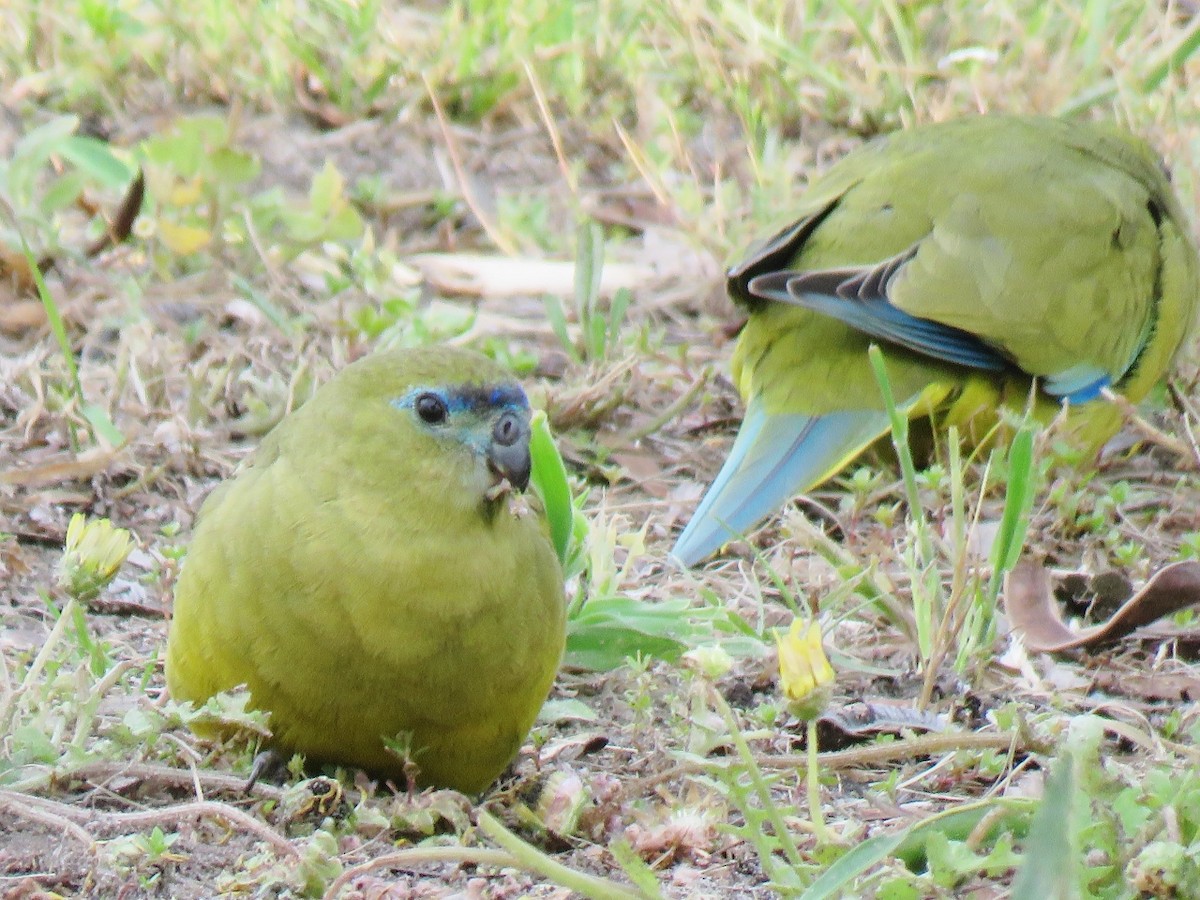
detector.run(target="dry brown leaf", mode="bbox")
[0,295,48,335]
[1,446,120,488]
[1004,558,1200,653]
[1090,670,1200,702]
[0,169,144,335]
[291,65,354,129]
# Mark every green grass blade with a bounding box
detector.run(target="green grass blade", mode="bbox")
[529,409,573,566]
[799,832,907,899]
[1011,755,1080,900]
[988,423,1036,601]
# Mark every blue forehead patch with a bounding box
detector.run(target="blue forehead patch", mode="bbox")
[392,383,529,414]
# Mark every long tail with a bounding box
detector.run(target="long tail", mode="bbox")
[671,398,890,566]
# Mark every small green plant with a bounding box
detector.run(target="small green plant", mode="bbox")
[140,114,366,281]
[544,222,632,364]
[866,346,1040,703]
[0,517,139,787]
[0,115,134,253]
[108,826,184,867]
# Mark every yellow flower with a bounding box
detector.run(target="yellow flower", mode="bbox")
[775,617,835,720]
[58,513,135,601]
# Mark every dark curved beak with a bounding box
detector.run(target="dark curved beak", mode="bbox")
[488,410,532,492]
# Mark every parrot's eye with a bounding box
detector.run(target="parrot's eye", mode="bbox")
[414,392,449,425]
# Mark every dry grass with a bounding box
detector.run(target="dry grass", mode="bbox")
[3,1,1200,897]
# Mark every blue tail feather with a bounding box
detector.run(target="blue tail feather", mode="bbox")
[1043,365,1110,402]
[671,400,891,566]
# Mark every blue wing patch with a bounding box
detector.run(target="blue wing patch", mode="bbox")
[747,253,1010,372]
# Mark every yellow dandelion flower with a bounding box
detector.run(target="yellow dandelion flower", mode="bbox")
[775,617,835,720]
[58,513,135,601]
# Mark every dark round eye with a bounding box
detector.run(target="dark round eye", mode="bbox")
[414,392,448,425]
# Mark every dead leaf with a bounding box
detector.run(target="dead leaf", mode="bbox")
[813,701,949,750]
[292,65,353,129]
[0,295,48,335]
[0,168,145,334]
[1090,669,1200,702]
[81,167,145,259]
[1004,558,1200,653]
[1,446,119,488]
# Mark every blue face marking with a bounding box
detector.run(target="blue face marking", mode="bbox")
[391,383,530,417]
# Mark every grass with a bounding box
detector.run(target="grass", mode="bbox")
[2,0,1200,896]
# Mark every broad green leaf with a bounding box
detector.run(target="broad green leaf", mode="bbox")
[529,409,572,565]
[57,135,134,187]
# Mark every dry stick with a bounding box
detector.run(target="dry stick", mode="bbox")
[0,790,300,862]
[631,729,1044,791]
[323,847,519,899]
[1101,386,1194,462]
[7,760,286,802]
[754,729,1043,770]
[622,372,710,444]
[612,121,672,209]
[0,791,97,852]
[524,61,579,204]
[1167,380,1200,470]
[420,72,517,256]
[324,817,647,900]
[92,801,299,860]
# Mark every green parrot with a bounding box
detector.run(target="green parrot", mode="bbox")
[673,115,1199,566]
[166,346,566,793]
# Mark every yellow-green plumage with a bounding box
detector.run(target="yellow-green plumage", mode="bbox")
[167,347,565,793]
[674,115,1199,565]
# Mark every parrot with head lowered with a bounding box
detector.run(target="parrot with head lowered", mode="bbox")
[166,346,566,793]
[673,114,1199,566]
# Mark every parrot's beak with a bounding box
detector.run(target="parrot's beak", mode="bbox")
[487,411,532,492]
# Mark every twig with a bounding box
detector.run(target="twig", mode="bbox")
[323,847,517,899]
[612,121,671,210]
[1101,387,1194,462]
[1167,380,1200,470]
[623,372,710,444]
[0,790,299,861]
[755,730,1043,770]
[631,729,1046,791]
[523,61,579,205]
[0,791,97,852]
[94,800,300,859]
[421,72,517,255]
[7,759,285,802]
